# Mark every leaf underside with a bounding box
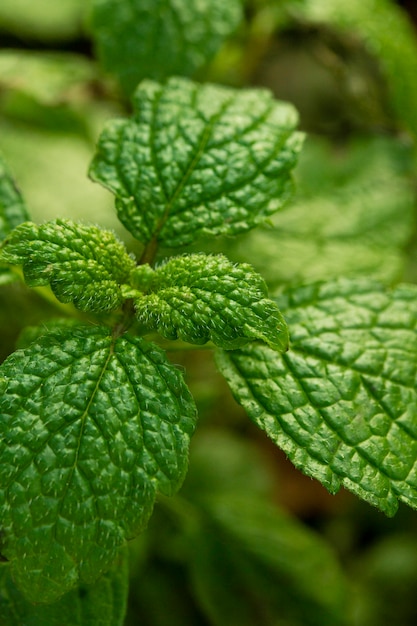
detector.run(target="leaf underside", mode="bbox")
[216,278,417,516]
[89,76,303,247]
[0,325,197,602]
[130,254,289,351]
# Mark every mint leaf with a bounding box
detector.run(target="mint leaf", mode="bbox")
[89,76,303,247]
[185,494,347,626]
[0,154,29,242]
[216,279,417,516]
[0,219,135,312]
[129,254,288,351]
[90,0,243,95]
[0,547,128,625]
[0,325,197,601]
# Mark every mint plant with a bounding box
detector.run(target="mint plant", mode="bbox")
[2,0,417,624]
[0,76,302,606]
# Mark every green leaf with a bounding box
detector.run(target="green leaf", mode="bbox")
[0,547,129,626]
[216,278,417,516]
[90,0,243,95]
[0,325,197,602]
[0,0,85,42]
[186,494,347,626]
[89,76,303,247]
[0,154,29,243]
[0,219,136,312]
[293,0,417,138]
[129,254,288,350]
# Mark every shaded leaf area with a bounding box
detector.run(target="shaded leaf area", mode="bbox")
[129,254,288,351]
[216,278,417,516]
[127,430,347,626]
[90,0,243,95]
[89,76,303,247]
[198,135,415,288]
[0,0,85,42]
[0,219,135,312]
[290,0,417,138]
[0,326,197,602]
[0,546,128,626]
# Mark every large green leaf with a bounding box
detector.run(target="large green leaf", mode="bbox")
[0,325,197,602]
[89,76,303,248]
[90,0,243,95]
[0,547,129,626]
[129,254,288,350]
[292,0,417,138]
[0,219,136,312]
[216,278,417,516]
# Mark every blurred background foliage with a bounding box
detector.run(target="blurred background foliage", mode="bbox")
[1,0,417,624]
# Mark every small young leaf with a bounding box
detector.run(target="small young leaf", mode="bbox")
[0,325,197,602]
[0,546,129,626]
[0,219,136,312]
[90,0,243,95]
[89,76,303,247]
[0,154,29,242]
[216,279,417,516]
[130,254,288,351]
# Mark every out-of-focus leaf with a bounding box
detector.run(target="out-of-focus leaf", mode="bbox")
[90,0,243,95]
[291,0,417,138]
[215,136,415,287]
[0,547,129,626]
[0,0,85,42]
[0,51,98,107]
[187,494,347,626]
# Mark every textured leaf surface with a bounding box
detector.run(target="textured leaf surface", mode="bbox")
[91,0,243,94]
[0,219,135,312]
[216,279,417,516]
[186,494,347,626]
[0,547,128,625]
[0,155,29,242]
[89,76,303,247]
[294,0,417,138]
[0,326,197,601]
[130,254,288,350]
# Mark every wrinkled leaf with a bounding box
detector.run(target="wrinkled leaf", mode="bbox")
[90,0,243,94]
[0,219,136,312]
[216,278,417,516]
[0,547,129,626]
[89,76,303,247]
[129,254,288,350]
[0,325,197,601]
